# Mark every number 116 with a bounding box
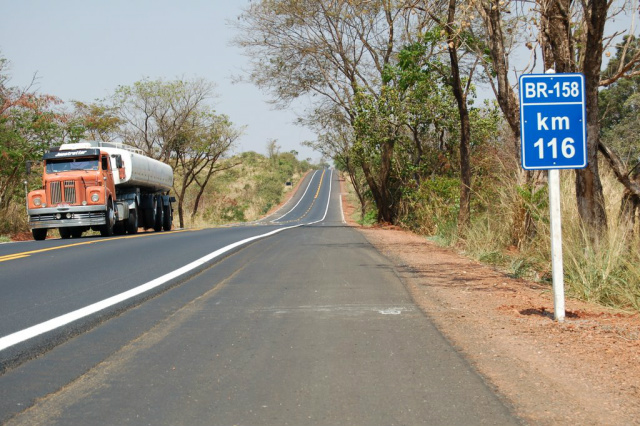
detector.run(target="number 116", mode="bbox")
[533,137,576,159]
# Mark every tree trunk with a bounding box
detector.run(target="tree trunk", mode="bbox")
[344,157,367,222]
[576,0,609,238]
[446,0,471,233]
[178,182,188,229]
[619,189,640,239]
[191,165,217,219]
[479,0,541,246]
[358,135,396,224]
[539,0,573,73]
[360,140,395,223]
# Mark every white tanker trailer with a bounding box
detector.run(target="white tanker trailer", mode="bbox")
[27,141,175,240]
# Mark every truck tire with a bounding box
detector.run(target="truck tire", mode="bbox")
[59,228,71,239]
[163,204,172,231]
[32,228,47,241]
[100,201,115,237]
[127,208,139,234]
[153,198,164,232]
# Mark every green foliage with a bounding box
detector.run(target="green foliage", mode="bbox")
[0,54,80,233]
[599,36,640,166]
[256,174,285,214]
[358,209,378,226]
[398,176,460,237]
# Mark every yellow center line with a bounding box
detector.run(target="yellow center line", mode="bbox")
[314,169,326,199]
[0,228,201,263]
[0,255,30,263]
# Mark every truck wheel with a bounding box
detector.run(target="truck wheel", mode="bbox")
[71,228,83,238]
[32,229,47,241]
[59,228,71,239]
[153,199,164,232]
[100,201,115,237]
[126,208,139,234]
[162,204,172,231]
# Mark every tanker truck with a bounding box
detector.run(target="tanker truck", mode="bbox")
[27,141,175,241]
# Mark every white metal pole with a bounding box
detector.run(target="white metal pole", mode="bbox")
[548,168,566,322]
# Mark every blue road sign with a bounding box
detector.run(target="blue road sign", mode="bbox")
[519,73,587,170]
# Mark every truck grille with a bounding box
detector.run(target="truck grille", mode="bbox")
[49,181,76,204]
[64,180,76,204]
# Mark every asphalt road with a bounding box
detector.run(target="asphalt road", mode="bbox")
[0,169,522,425]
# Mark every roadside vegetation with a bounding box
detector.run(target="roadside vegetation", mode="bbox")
[180,149,314,228]
[236,0,640,312]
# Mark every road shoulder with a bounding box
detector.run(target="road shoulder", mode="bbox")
[340,178,640,426]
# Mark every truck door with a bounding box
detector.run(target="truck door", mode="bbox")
[101,154,116,199]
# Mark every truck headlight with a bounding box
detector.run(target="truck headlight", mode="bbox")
[33,197,42,206]
[91,193,100,202]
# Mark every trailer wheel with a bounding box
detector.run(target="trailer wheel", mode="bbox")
[127,207,138,234]
[162,204,172,231]
[153,198,164,232]
[32,229,47,241]
[100,200,115,237]
[59,228,71,239]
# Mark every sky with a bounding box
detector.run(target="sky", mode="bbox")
[0,0,320,161]
[0,1,636,163]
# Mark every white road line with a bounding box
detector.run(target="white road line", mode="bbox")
[0,224,303,352]
[339,175,346,224]
[320,169,332,222]
[0,169,336,353]
[273,170,319,222]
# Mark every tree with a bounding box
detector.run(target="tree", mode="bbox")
[534,0,610,237]
[0,55,72,223]
[599,36,640,236]
[400,0,480,232]
[112,77,216,162]
[352,85,405,223]
[176,113,241,226]
[266,138,281,168]
[71,101,121,142]
[111,77,239,226]
[473,0,546,246]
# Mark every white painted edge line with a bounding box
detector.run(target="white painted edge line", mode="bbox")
[307,168,332,225]
[0,223,304,352]
[338,173,346,224]
[273,170,319,222]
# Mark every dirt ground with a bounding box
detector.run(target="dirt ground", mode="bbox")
[340,177,640,426]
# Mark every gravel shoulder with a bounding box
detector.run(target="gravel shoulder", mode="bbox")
[340,177,640,426]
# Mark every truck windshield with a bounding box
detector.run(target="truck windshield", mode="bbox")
[46,158,100,173]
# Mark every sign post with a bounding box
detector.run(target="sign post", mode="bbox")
[519,71,587,322]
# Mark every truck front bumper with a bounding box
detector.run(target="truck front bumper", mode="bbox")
[28,205,107,229]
